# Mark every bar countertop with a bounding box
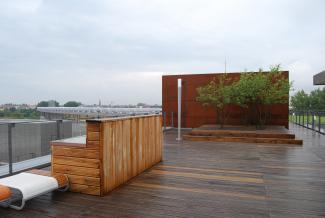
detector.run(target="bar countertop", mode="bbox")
[51,135,86,147]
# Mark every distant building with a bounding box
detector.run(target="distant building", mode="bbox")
[313,71,325,85]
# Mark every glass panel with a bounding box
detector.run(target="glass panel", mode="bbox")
[0,124,9,176]
[0,119,86,177]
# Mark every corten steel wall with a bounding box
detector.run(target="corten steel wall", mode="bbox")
[162,72,289,128]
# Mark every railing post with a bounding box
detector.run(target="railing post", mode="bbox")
[163,112,166,131]
[319,113,321,133]
[312,111,315,130]
[8,123,14,175]
[171,112,174,128]
[56,120,62,140]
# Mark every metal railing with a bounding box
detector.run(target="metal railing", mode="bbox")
[162,112,175,130]
[290,110,325,134]
[0,119,86,177]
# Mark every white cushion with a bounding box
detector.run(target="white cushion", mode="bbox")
[0,173,58,200]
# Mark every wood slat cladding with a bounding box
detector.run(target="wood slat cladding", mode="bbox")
[51,114,163,196]
[86,122,101,150]
[52,147,99,159]
[52,132,101,195]
[52,164,100,177]
[100,115,163,194]
[52,156,100,168]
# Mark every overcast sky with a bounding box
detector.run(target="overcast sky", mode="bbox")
[0,0,324,105]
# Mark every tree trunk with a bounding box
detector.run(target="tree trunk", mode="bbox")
[220,107,224,129]
[216,108,224,129]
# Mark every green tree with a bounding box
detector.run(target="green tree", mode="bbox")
[309,88,325,110]
[291,87,325,111]
[230,65,291,128]
[196,74,233,128]
[37,100,59,107]
[63,101,82,107]
[37,101,49,107]
[0,108,40,119]
[290,90,310,110]
[196,65,291,129]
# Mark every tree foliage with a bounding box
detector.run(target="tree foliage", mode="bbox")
[196,74,233,128]
[231,65,290,106]
[196,64,291,129]
[0,108,40,119]
[37,100,59,107]
[37,101,49,107]
[63,101,82,107]
[309,88,325,110]
[291,88,325,110]
[231,65,291,127]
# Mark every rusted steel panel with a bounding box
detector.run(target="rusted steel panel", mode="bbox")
[162,72,289,128]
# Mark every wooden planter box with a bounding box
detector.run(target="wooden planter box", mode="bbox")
[51,114,163,196]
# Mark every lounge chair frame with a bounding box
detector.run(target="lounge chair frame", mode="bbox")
[0,172,69,210]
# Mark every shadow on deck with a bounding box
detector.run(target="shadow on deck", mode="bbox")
[1,123,325,217]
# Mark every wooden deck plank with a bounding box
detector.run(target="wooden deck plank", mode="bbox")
[1,123,325,217]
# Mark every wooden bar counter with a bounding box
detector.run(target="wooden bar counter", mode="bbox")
[51,114,163,196]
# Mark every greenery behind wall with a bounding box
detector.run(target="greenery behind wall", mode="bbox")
[290,88,325,111]
[196,65,291,129]
[0,108,40,119]
[0,100,82,119]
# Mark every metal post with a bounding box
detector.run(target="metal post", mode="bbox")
[302,112,304,127]
[171,112,174,128]
[163,112,166,131]
[319,113,321,133]
[8,123,14,175]
[312,112,315,130]
[56,120,62,140]
[177,79,182,141]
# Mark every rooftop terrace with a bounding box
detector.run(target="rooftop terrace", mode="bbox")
[1,123,325,217]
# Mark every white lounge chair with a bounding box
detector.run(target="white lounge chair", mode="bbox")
[0,169,69,210]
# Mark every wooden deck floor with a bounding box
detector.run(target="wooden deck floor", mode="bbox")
[1,123,325,218]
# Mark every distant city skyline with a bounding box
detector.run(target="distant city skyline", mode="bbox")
[0,0,324,105]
